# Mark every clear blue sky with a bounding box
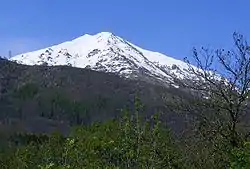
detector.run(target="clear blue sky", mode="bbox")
[0,0,249,61]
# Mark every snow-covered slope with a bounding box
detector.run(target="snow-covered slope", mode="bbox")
[10,32,193,85]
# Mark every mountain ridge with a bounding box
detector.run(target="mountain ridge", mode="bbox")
[9,32,192,85]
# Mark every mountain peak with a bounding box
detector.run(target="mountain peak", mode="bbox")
[10,32,192,85]
[76,32,115,40]
[95,31,114,37]
[70,31,118,47]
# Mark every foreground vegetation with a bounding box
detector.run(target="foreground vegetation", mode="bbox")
[0,97,249,169]
[0,97,184,169]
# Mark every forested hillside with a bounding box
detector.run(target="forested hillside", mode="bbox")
[0,57,191,141]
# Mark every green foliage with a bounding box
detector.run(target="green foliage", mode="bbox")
[230,142,250,169]
[0,98,185,169]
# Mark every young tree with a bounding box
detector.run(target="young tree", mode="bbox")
[171,32,250,149]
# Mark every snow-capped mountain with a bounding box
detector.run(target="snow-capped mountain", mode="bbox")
[9,32,192,85]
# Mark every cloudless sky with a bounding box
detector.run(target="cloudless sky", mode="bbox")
[0,0,250,61]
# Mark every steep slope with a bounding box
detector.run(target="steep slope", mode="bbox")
[10,32,192,85]
[0,58,190,137]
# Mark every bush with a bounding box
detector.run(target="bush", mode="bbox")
[230,142,250,169]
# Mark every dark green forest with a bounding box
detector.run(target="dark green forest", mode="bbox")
[0,33,250,168]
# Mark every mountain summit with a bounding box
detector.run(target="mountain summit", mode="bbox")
[10,32,191,85]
